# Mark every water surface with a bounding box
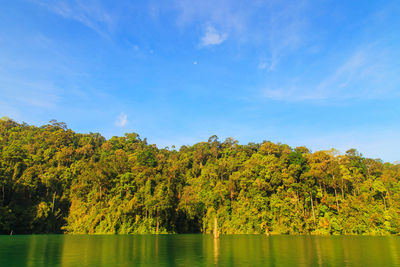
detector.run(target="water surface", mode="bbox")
[0,235,399,266]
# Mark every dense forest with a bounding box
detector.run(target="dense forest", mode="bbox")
[0,117,399,235]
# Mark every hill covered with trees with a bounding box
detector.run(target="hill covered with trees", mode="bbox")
[0,118,399,235]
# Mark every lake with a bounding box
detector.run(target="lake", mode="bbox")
[0,235,399,266]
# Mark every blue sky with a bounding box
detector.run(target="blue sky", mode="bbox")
[1,0,399,162]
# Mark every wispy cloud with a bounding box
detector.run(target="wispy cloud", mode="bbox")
[258,61,268,70]
[174,0,249,48]
[174,0,246,31]
[294,128,400,162]
[262,0,311,71]
[262,42,400,102]
[199,26,227,47]
[115,112,128,127]
[263,86,324,102]
[173,0,311,67]
[0,76,60,108]
[31,0,116,37]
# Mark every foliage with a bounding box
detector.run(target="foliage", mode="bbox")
[0,118,399,235]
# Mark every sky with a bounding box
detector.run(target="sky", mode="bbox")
[0,0,399,162]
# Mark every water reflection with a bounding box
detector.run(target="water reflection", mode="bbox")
[0,235,399,267]
[213,237,219,265]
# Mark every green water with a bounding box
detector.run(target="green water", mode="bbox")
[0,235,399,267]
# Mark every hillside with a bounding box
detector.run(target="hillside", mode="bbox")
[0,118,399,235]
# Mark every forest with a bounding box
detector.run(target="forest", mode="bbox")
[0,117,399,235]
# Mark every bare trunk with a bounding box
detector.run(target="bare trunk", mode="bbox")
[334,187,340,214]
[213,216,219,239]
[51,191,56,213]
[1,185,4,204]
[156,210,159,234]
[341,179,345,198]
[386,191,392,205]
[319,182,323,196]
[149,211,151,228]
[310,192,316,224]
[382,196,387,211]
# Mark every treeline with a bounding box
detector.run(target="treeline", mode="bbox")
[0,118,399,235]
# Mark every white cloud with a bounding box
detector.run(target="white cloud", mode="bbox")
[200,26,227,47]
[115,112,128,127]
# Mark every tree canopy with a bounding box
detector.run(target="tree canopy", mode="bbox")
[0,118,399,235]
